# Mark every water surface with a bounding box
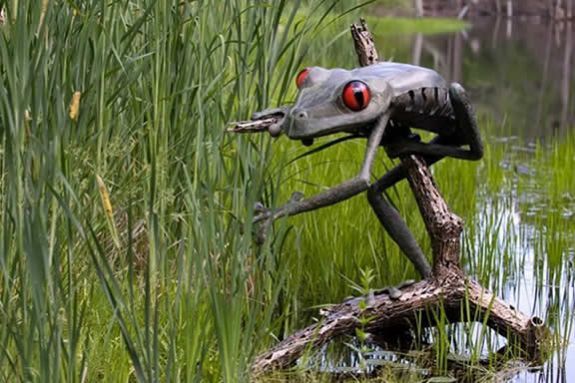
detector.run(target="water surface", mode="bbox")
[312,17,575,382]
[395,18,573,382]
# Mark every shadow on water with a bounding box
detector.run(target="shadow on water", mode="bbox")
[302,18,574,382]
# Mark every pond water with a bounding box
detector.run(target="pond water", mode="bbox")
[419,18,575,383]
[305,17,574,382]
[384,18,574,137]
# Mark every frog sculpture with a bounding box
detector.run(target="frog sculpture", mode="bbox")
[230,62,483,283]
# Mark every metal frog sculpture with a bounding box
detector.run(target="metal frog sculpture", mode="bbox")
[230,62,483,286]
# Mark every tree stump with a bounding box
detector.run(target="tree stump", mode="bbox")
[251,19,547,375]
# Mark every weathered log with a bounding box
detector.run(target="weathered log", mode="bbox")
[251,19,547,376]
[252,277,544,373]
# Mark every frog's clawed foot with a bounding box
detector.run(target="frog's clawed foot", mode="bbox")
[253,202,273,245]
[343,279,416,305]
[253,201,271,220]
[252,192,304,244]
[371,279,416,300]
[287,191,304,205]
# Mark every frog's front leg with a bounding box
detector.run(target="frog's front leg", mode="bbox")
[253,113,391,240]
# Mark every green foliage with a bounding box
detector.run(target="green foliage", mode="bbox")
[0,1,572,382]
[368,16,469,35]
[0,0,339,381]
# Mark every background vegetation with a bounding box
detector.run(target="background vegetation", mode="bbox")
[0,1,572,382]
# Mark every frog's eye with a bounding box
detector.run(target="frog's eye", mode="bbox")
[342,81,371,111]
[295,68,310,89]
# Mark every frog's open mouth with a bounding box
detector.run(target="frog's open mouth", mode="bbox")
[227,106,290,137]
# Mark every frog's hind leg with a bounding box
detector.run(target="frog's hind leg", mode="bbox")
[368,133,459,279]
[367,168,433,279]
[384,84,483,161]
[449,83,483,161]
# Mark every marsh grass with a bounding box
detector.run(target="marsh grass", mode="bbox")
[282,121,575,381]
[0,1,572,382]
[0,1,348,380]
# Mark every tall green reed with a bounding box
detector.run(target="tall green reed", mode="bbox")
[1,1,572,381]
[0,0,376,381]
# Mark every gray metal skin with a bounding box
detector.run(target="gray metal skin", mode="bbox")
[253,62,483,281]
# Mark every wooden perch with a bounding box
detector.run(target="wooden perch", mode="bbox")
[252,19,547,375]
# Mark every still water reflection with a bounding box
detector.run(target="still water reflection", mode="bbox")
[383,18,574,139]
[401,18,573,382]
[317,18,574,382]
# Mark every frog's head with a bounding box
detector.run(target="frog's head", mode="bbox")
[249,66,393,142]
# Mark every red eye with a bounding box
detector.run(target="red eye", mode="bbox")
[295,68,310,88]
[342,81,371,111]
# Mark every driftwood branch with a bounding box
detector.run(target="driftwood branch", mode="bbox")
[252,19,547,375]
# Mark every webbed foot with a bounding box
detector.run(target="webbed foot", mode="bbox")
[253,202,272,245]
[372,279,416,300]
[252,192,304,244]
